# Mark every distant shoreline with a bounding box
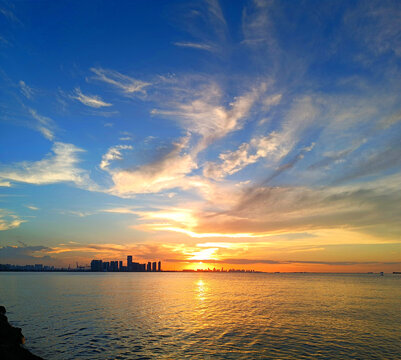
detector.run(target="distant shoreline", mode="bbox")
[1,270,399,274]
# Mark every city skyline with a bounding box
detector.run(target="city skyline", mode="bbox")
[0,0,400,273]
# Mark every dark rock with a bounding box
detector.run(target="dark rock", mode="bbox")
[0,305,44,360]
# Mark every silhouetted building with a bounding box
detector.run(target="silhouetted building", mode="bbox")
[158,261,161,272]
[110,261,118,272]
[119,261,123,271]
[34,264,43,271]
[152,262,156,272]
[147,262,151,272]
[91,260,103,272]
[127,255,133,271]
[103,261,110,272]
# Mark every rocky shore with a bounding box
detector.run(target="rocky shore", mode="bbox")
[0,306,43,360]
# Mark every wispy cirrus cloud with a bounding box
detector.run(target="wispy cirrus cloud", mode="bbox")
[91,67,150,95]
[203,95,317,179]
[71,87,112,108]
[151,81,267,151]
[175,0,228,54]
[173,42,214,52]
[0,6,22,25]
[28,108,55,141]
[19,80,33,99]
[25,205,39,211]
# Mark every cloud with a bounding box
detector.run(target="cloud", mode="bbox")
[43,242,175,262]
[259,143,315,185]
[28,108,55,141]
[0,181,11,187]
[203,133,299,180]
[71,88,112,108]
[0,142,94,188]
[151,81,267,150]
[163,257,400,266]
[0,6,22,25]
[344,0,401,59]
[241,0,277,51]
[100,145,133,170]
[333,133,401,184]
[202,94,317,180]
[200,175,401,239]
[176,0,228,52]
[25,205,39,211]
[0,245,56,265]
[0,209,25,231]
[91,67,150,95]
[173,42,214,51]
[101,207,138,215]
[106,136,197,195]
[262,93,282,110]
[19,80,33,99]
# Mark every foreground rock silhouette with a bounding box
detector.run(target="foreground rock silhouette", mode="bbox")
[0,306,43,360]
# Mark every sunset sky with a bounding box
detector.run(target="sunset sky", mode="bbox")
[0,0,400,272]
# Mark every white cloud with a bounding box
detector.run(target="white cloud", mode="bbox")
[26,205,39,211]
[242,0,277,50]
[0,142,93,188]
[0,209,25,231]
[107,137,197,195]
[91,67,150,95]
[263,93,282,110]
[203,96,319,179]
[28,108,55,141]
[72,88,112,108]
[173,42,214,51]
[152,81,267,151]
[100,145,133,170]
[102,207,138,215]
[19,80,33,99]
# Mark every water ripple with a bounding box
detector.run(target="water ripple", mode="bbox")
[0,273,400,359]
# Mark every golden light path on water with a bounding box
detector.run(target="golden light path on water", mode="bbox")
[1,272,400,359]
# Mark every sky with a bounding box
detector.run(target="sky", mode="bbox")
[0,0,400,272]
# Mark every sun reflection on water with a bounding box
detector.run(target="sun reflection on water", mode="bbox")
[196,279,207,302]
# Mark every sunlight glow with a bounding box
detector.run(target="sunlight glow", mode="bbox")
[188,248,219,261]
[152,226,271,238]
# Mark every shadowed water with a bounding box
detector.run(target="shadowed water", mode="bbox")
[1,272,400,359]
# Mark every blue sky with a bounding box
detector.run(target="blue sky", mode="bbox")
[0,0,400,271]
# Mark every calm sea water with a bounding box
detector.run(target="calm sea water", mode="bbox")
[0,272,400,359]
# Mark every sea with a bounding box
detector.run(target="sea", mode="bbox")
[1,272,400,359]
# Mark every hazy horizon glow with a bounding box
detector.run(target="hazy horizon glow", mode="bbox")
[0,0,400,272]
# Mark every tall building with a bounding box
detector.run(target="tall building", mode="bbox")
[119,261,123,271]
[34,264,43,271]
[110,261,118,272]
[147,262,151,272]
[158,261,161,272]
[90,260,103,272]
[127,255,133,272]
[152,262,156,272]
